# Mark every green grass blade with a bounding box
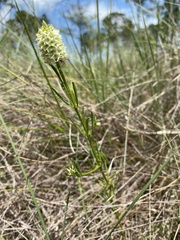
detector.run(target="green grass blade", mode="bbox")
[0,113,50,240]
[105,155,172,240]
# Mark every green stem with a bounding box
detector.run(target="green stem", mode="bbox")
[74,106,110,187]
[51,63,111,198]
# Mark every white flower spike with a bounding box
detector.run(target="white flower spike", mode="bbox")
[36,21,68,65]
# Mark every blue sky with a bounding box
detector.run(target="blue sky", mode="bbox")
[0,0,162,53]
[17,0,132,28]
[0,0,160,29]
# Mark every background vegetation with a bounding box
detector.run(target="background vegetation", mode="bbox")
[0,0,180,239]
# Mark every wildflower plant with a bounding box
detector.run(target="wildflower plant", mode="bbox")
[36,21,68,65]
[36,21,115,201]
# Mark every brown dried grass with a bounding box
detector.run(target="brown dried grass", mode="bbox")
[0,51,180,240]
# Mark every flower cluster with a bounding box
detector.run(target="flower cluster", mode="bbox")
[36,21,68,65]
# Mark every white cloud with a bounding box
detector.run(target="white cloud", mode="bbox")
[145,16,158,26]
[28,0,61,12]
[86,1,110,20]
[85,1,133,22]
[15,0,62,15]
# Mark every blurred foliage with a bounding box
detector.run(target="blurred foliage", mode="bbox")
[6,10,49,41]
[1,10,49,54]
[63,1,179,55]
[1,0,179,59]
[102,12,134,47]
[0,0,14,9]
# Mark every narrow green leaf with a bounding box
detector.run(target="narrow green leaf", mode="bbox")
[0,113,50,240]
[105,155,172,240]
[52,87,69,106]
[72,82,79,107]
